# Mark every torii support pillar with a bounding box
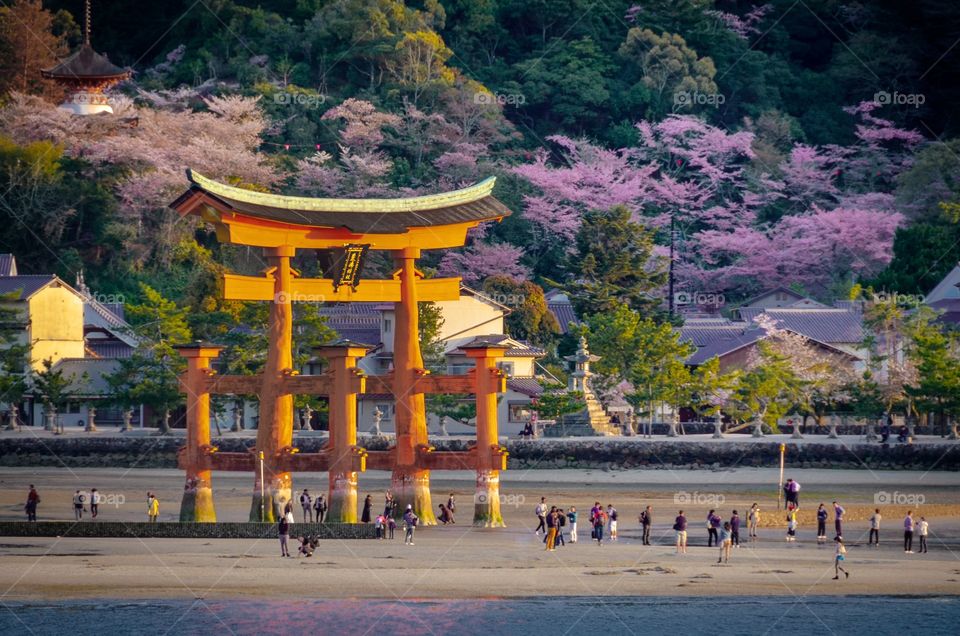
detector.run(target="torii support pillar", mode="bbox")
[315,341,370,523]
[464,343,510,527]
[176,343,223,522]
[391,247,436,524]
[250,245,296,521]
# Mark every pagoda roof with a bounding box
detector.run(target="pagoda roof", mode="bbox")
[171,170,511,234]
[41,44,131,81]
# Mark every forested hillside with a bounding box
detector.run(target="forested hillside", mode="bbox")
[1,0,959,334]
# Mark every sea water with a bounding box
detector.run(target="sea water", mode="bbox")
[0,596,957,635]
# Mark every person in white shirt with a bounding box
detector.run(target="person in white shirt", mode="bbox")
[917,517,929,553]
[534,498,546,536]
[868,508,881,546]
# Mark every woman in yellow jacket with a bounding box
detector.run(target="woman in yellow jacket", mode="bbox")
[148,493,160,522]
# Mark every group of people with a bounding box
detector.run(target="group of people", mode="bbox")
[536,498,624,548]
[69,488,102,520]
[297,489,328,523]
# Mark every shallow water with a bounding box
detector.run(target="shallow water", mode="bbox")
[0,596,957,635]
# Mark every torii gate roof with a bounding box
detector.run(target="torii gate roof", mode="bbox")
[171,169,511,235]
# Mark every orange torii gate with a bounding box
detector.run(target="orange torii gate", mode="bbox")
[170,170,512,526]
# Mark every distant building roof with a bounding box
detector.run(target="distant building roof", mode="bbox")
[0,254,17,276]
[929,298,960,327]
[926,263,960,303]
[0,275,57,300]
[760,308,863,344]
[50,357,122,398]
[686,327,766,366]
[506,377,543,397]
[85,341,135,359]
[546,291,579,334]
[451,334,546,358]
[40,44,131,82]
[740,286,809,308]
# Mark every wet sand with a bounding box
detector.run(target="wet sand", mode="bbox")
[1,467,958,600]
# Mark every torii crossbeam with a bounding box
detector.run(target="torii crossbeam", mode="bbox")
[170,170,513,526]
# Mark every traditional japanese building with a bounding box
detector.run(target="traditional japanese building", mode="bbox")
[40,1,131,115]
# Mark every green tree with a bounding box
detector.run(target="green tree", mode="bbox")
[482,275,559,346]
[905,307,960,436]
[530,382,583,422]
[619,28,717,119]
[730,341,800,434]
[31,357,85,430]
[0,291,29,427]
[515,36,613,132]
[562,206,667,318]
[107,284,191,434]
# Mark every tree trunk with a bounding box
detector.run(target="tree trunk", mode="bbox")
[158,409,171,435]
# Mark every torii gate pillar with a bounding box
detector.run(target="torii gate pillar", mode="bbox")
[315,342,369,523]
[176,343,223,522]
[390,247,436,524]
[464,343,510,527]
[250,245,296,521]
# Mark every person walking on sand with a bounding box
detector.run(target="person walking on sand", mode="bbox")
[25,485,40,522]
[869,508,881,546]
[148,493,160,523]
[730,510,741,548]
[607,504,618,541]
[384,491,395,518]
[314,494,327,523]
[917,517,928,553]
[707,509,721,547]
[783,478,800,509]
[556,508,567,547]
[278,514,291,557]
[749,503,760,539]
[833,501,845,538]
[816,503,828,543]
[299,489,312,522]
[403,505,418,545]
[640,506,653,546]
[785,504,798,542]
[545,507,559,551]
[674,510,688,554]
[361,495,372,523]
[718,521,733,564]
[904,511,915,553]
[388,515,396,540]
[375,514,385,539]
[73,490,85,520]
[90,488,100,519]
[447,493,456,515]
[833,536,849,579]
[534,497,547,536]
[593,506,606,546]
[567,507,578,543]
